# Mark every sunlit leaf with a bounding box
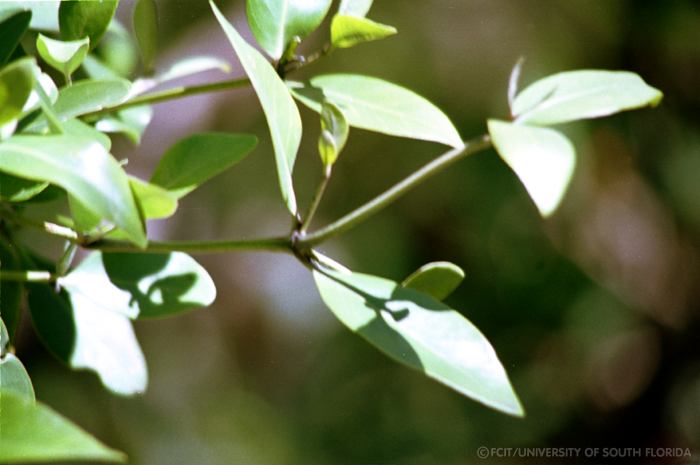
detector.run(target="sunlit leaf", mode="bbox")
[64,118,111,150]
[36,33,89,79]
[0,1,60,31]
[289,74,463,148]
[488,119,575,217]
[0,354,35,401]
[95,105,153,144]
[330,15,396,49]
[0,390,126,462]
[212,1,302,214]
[129,176,178,220]
[402,261,465,301]
[512,70,663,126]
[0,57,35,127]
[59,0,118,49]
[0,135,146,246]
[54,78,130,119]
[132,0,158,72]
[59,251,217,319]
[151,132,257,197]
[0,10,31,65]
[129,55,230,96]
[338,0,373,17]
[27,282,147,395]
[246,0,332,59]
[313,262,524,416]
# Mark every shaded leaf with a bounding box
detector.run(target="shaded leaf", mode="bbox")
[59,251,216,319]
[330,15,396,49]
[27,282,147,395]
[488,119,575,217]
[289,74,463,148]
[151,132,257,197]
[36,33,89,78]
[0,173,48,202]
[212,1,301,214]
[0,57,35,127]
[59,0,118,49]
[132,0,158,72]
[0,135,146,246]
[0,10,31,65]
[0,390,126,462]
[0,243,23,342]
[318,100,348,167]
[246,0,332,59]
[513,70,663,126]
[313,262,524,416]
[402,261,465,301]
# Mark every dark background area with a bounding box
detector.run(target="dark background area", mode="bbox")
[12,1,700,464]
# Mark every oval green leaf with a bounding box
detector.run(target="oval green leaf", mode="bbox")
[211,1,301,214]
[488,119,575,217]
[54,78,130,119]
[0,10,31,65]
[330,14,396,49]
[36,33,89,79]
[58,251,216,320]
[313,262,524,417]
[27,282,147,395]
[246,0,332,59]
[512,70,663,126]
[0,242,24,342]
[59,0,118,49]
[132,0,158,72]
[151,132,257,197]
[129,176,179,220]
[0,390,126,463]
[0,135,146,247]
[289,74,463,148]
[0,354,35,401]
[318,100,348,167]
[402,261,465,301]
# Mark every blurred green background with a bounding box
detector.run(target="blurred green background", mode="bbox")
[13,0,700,464]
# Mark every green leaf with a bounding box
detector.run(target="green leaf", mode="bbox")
[59,0,118,49]
[402,261,465,301]
[330,14,396,49]
[0,354,35,401]
[63,118,112,150]
[54,78,130,119]
[0,10,31,65]
[0,390,126,462]
[211,1,302,214]
[246,0,332,60]
[318,100,348,167]
[0,1,60,31]
[313,264,523,416]
[129,176,178,220]
[0,243,23,342]
[36,33,90,79]
[338,0,373,17]
[0,135,146,246]
[0,57,35,127]
[95,105,153,144]
[151,132,257,197]
[289,74,463,148]
[58,251,216,319]
[488,119,575,217]
[27,282,147,395]
[0,173,48,201]
[512,70,663,126]
[132,0,158,72]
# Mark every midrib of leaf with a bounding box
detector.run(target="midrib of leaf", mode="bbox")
[517,82,630,121]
